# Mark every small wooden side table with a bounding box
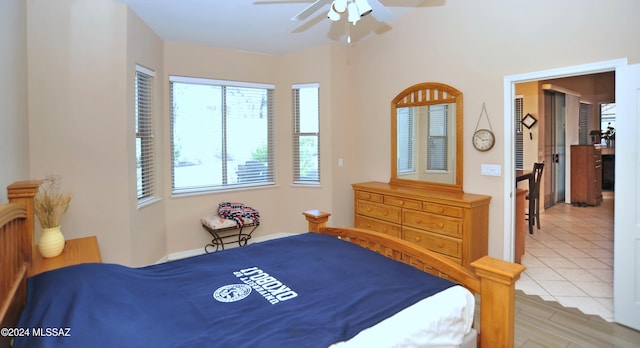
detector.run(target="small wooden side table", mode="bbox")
[30,236,102,277]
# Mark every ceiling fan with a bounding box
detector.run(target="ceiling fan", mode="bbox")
[292,0,392,25]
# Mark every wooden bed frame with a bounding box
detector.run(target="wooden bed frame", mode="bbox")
[303,210,525,348]
[0,182,524,348]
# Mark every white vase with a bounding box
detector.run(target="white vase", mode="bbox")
[38,226,65,258]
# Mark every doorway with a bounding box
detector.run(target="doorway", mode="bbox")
[502,58,630,325]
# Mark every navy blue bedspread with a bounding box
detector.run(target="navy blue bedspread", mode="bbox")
[15,233,455,347]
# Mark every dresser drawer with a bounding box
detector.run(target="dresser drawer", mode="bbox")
[356,200,402,224]
[402,209,462,238]
[355,191,383,203]
[355,215,401,237]
[403,227,462,259]
[423,202,463,218]
[384,195,421,210]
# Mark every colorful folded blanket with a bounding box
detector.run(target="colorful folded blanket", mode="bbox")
[217,202,260,228]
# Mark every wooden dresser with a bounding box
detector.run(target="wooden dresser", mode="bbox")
[353,182,491,268]
[571,145,603,206]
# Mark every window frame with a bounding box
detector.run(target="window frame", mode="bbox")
[135,65,156,204]
[169,76,275,195]
[292,83,320,185]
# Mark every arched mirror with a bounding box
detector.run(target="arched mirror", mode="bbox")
[391,82,463,193]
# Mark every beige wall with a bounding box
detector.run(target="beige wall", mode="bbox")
[126,7,166,265]
[27,0,130,262]
[0,0,29,199]
[26,0,167,265]
[8,0,640,264]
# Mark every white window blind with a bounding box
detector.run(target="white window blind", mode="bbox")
[515,96,524,170]
[170,76,275,193]
[427,104,448,171]
[579,102,591,145]
[292,83,320,184]
[397,108,415,173]
[135,65,156,202]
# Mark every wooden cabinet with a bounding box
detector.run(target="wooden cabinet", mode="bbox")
[353,182,491,268]
[30,236,102,276]
[571,145,603,206]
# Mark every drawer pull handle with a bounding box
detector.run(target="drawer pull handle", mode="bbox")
[383,210,389,216]
[414,236,421,242]
[366,207,372,212]
[438,223,444,228]
[416,219,422,223]
[438,207,444,213]
[366,223,371,228]
[437,241,445,248]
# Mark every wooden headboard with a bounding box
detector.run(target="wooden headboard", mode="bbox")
[0,181,39,347]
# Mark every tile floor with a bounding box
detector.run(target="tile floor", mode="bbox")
[516,193,614,322]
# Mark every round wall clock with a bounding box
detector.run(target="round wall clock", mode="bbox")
[472,129,495,152]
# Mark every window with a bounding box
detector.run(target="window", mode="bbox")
[514,96,524,170]
[292,83,320,184]
[135,65,156,203]
[600,102,616,145]
[397,108,415,173]
[170,76,275,194]
[579,102,591,145]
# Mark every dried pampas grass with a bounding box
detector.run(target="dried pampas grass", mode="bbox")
[34,175,72,229]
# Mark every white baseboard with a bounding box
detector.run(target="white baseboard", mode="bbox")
[158,232,302,264]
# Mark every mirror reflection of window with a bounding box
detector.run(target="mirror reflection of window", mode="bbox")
[427,104,448,171]
[397,108,415,174]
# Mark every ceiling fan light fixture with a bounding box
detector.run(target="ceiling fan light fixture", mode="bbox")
[354,0,372,17]
[327,6,341,21]
[347,1,360,24]
[332,0,347,13]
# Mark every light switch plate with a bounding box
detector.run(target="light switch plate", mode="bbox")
[481,164,502,176]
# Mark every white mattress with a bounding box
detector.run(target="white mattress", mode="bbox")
[331,285,475,348]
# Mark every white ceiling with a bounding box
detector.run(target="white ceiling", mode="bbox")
[116,0,436,55]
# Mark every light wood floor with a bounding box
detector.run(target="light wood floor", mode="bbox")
[514,290,640,347]
[513,193,640,347]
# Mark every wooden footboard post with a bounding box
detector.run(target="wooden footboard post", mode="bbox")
[471,256,525,348]
[7,181,41,264]
[302,210,331,233]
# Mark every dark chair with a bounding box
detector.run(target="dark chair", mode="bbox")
[526,162,544,234]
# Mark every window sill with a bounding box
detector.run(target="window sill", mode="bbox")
[171,183,280,199]
[137,196,161,209]
[290,182,322,188]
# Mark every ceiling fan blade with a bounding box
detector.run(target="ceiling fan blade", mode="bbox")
[368,0,392,22]
[291,0,331,21]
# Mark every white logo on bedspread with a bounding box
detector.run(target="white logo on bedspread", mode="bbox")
[213,284,252,302]
[219,266,298,305]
